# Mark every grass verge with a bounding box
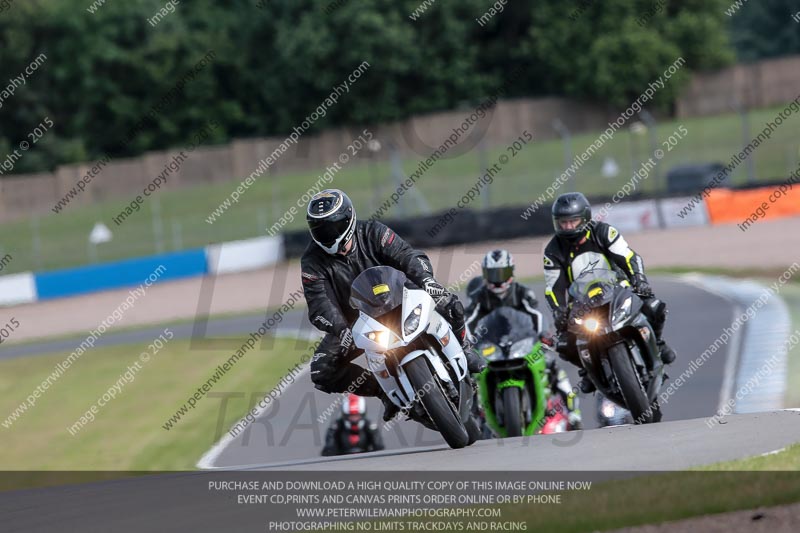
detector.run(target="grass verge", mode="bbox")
[0,335,312,471]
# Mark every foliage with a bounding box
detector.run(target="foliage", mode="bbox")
[0,0,738,173]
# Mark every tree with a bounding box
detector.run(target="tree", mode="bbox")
[0,0,739,173]
[728,0,800,61]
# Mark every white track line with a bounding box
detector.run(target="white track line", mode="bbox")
[674,274,744,414]
[759,447,787,457]
[679,274,792,414]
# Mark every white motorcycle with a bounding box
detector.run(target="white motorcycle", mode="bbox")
[350,266,480,449]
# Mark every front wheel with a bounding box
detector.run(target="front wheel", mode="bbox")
[404,357,469,449]
[502,387,524,437]
[464,415,482,444]
[608,343,651,424]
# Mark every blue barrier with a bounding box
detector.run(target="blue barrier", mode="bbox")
[34,248,208,300]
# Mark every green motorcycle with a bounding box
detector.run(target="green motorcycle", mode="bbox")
[475,307,551,437]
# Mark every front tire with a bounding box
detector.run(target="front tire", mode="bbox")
[465,415,482,444]
[502,387,523,437]
[608,343,651,424]
[404,357,469,449]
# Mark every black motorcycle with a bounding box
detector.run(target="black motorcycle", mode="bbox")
[565,267,665,424]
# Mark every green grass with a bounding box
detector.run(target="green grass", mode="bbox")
[0,335,312,470]
[500,464,800,532]
[2,104,799,274]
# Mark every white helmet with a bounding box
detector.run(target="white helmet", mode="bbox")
[341,394,367,430]
[482,249,514,296]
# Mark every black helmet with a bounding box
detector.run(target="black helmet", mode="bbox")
[552,192,592,241]
[306,189,356,254]
[482,249,515,295]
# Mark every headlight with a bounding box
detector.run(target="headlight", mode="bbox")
[584,318,600,333]
[366,330,390,348]
[403,304,422,336]
[509,338,534,359]
[601,401,617,418]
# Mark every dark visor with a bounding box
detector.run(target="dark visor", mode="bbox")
[309,216,351,246]
[484,266,513,285]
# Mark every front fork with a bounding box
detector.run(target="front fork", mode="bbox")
[477,349,548,437]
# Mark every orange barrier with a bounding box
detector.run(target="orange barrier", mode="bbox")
[705,184,800,226]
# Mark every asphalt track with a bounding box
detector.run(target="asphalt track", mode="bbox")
[0,278,749,468]
[203,278,737,468]
[250,410,800,471]
[5,277,800,533]
[0,312,309,361]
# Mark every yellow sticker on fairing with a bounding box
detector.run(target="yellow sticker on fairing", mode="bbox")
[482,346,496,356]
[372,284,390,295]
[588,287,603,298]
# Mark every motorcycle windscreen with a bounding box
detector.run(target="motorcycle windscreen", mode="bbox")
[349,266,407,317]
[475,307,534,346]
[568,267,618,306]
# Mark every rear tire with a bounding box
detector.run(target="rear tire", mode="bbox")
[502,387,523,437]
[608,343,651,424]
[404,357,469,449]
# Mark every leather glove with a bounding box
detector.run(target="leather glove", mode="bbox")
[438,292,465,325]
[446,299,469,344]
[421,277,449,306]
[632,274,654,298]
[338,327,354,352]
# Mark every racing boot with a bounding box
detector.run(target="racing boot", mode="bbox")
[359,372,399,423]
[577,369,596,394]
[645,297,676,365]
[552,363,583,429]
[379,391,400,423]
[568,409,583,430]
[657,340,677,365]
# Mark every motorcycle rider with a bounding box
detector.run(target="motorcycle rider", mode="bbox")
[466,249,582,429]
[543,192,677,393]
[301,189,486,422]
[321,394,385,456]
